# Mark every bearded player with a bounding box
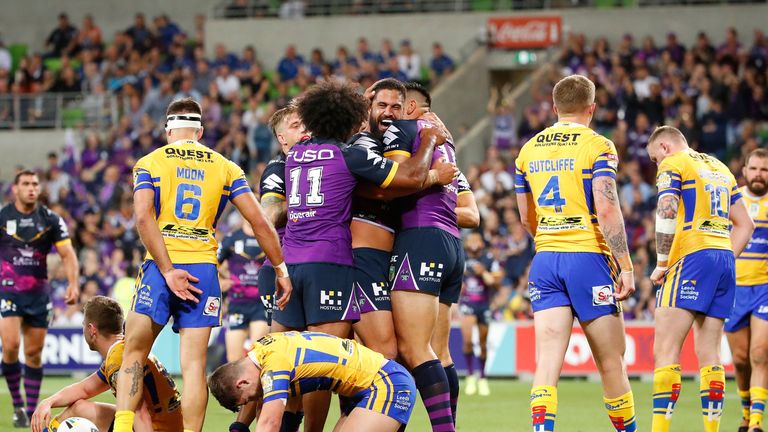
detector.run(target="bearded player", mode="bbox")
[724,148,768,432]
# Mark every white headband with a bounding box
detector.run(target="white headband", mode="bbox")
[165,113,202,132]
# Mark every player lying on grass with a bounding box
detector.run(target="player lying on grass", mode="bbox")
[30,296,181,432]
[208,331,417,432]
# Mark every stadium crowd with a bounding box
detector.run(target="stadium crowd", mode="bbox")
[1,12,767,326]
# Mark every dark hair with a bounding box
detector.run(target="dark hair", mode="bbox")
[166,97,202,117]
[83,296,124,336]
[208,359,246,413]
[297,80,368,142]
[404,81,431,108]
[14,169,37,185]
[372,78,406,102]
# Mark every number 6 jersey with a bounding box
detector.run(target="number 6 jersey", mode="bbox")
[283,137,398,266]
[514,121,618,255]
[132,139,252,264]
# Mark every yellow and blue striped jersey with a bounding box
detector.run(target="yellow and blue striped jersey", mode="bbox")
[736,188,768,286]
[655,149,741,265]
[133,140,251,264]
[514,122,618,254]
[98,340,182,432]
[247,331,385,403]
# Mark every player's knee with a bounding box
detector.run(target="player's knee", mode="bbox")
[2,339,20,359]
[750,344,768,367]
[732,349,750,370]
[24,348,42,366]
[594,355,626,378]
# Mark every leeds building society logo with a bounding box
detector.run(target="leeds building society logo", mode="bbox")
[419,262,444,281]
[320,290,343,308]
[203,296,221,317]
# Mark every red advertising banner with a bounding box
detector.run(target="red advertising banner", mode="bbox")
[515,323,734,375]
[487,16,562,49]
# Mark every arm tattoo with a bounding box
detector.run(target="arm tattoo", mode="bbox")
[124,360,142,397]
[656,195,679,256]
[261,195,287,228]
[595,176,618,203]
[592,176,629,258]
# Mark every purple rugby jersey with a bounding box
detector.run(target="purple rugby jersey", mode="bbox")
[382,119,461,238]
[0,204,70,294]
[259,153,287,268]
[217,228,265,303]
[460,253,499,306]
[283,137,397,266]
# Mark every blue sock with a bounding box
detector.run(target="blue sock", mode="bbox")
[444,364,459,424]
[412,359,454,432]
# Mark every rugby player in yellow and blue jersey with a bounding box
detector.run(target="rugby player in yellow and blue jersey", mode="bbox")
[724,148,768,432]
[515,75,637,432]
[647,126,754,432]
[208,331,416,432]
[31,296,181,432]
[114,98,291,432]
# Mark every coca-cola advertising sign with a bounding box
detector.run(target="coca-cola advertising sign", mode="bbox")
[488,16,562,49]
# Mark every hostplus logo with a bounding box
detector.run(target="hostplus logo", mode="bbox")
[372,282,388,298]
[320,290,343,310]
[419,262,444,282]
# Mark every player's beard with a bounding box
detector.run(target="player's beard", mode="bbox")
[748,178,768,196]
[369,115,394,139]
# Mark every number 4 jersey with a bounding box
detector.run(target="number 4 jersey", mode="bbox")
[133,139,252,264]
[514,121,618,255]
[655,149,741,265]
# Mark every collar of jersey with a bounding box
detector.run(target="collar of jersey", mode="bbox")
[169,139,201,146]
[553,121,587,128]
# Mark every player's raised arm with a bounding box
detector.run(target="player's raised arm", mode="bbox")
[592,161,635,301]
[728,192,756,257]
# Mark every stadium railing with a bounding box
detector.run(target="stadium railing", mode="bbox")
[212,0,766,18]
[0,93,117,130]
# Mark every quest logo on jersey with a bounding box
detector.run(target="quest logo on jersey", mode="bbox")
[203,296,221,317]
[592,285,614,306]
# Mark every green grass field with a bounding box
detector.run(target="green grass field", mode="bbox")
[0,377,743,431]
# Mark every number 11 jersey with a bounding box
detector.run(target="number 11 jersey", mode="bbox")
[514,122,619,255]
[283,137,398,266]
[133,139,252,265]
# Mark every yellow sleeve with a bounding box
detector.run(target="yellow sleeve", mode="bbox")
[656,158,683,200]
[591,138,619,179]
[514,153,530,194]
[228,161,252,200]
[133,156,155,193]
[261,352,294,403]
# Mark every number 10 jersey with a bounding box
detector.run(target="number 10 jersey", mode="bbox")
[514,121,619,255]
[133,139,252,265]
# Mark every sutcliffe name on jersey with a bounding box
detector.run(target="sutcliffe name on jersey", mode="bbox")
[528,158,576,173]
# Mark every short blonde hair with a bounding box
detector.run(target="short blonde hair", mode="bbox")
[648,125,687,146]
[552,75,595,115]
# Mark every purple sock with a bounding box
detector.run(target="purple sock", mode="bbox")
[2,361,24,408]
[24,365,43,417]
[412,359,454,432]
[479,357,486,378]
[463,352,474,376]
[444,364,459,424]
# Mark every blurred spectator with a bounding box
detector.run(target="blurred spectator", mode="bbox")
[215,64,241,101]
[125,13,153,54]
[74,14,102,55]
[280,0,306,19]
[487,84,517,151]
[0,37,10,72]
[397,40,421,82]
[429,42,454,84]
[44,13,77,58]
[277,44,304,82]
